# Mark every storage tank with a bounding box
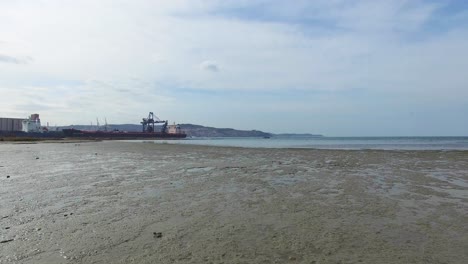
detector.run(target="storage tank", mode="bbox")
[13,119,22,130]
[0,117,24,132]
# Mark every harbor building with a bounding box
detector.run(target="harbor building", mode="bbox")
[0,117,23,132]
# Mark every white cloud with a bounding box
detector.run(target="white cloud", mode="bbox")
[199,60,219,72]
[0,54,32,64]
[0,1,463,92]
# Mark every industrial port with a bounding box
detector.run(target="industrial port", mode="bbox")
[0,112,186,140]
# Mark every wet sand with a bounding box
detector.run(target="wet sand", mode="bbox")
[0,141,467,263]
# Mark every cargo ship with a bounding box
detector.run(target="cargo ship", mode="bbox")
[62,112,186,139]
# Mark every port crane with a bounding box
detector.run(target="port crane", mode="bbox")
[141,112,168,133]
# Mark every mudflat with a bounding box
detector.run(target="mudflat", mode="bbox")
[0,141,467,264]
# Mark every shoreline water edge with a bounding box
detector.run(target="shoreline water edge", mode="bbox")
[1,141,467,263]
[124,136,468,150]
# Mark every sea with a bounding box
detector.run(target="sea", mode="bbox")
[127,136,468,150]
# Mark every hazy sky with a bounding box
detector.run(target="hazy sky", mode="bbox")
[1,0,467,136]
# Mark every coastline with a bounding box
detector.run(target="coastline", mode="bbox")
[122,136,468,150]
[1,142,467,263]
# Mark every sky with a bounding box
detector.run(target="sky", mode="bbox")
[0,0,467,136]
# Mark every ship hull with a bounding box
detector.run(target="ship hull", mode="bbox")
[0,130,65,139]
[62,129,186,139]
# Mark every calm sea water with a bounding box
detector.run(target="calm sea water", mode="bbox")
[127,137,468,150]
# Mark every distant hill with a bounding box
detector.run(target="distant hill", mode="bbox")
[56,123,321,138]
[179,124,271,137]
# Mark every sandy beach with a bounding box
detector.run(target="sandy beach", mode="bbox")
[0,141,467,264]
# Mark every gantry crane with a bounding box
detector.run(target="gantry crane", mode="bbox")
[141,112,168,133]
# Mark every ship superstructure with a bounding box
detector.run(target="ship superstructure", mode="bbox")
[22,113,45,133]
